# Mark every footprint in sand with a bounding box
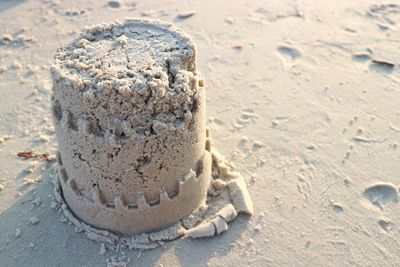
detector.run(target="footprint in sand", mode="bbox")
[363,182,398,208]
[277,45,301,60]
[368,60,394,75]
[351,50,395,75]
[107,1,121,8]
[331,203,344,213]
[231,109,257,130]
[351,53,371,63]
[377,219,393,232]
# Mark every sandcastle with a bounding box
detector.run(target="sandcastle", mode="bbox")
[50,19,252,242]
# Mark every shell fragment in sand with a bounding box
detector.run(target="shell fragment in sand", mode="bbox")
[227,176,254,215]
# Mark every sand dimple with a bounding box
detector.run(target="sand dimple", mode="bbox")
[377,219,393,232]
[351,53,371,63]
[363,182,399,208]
[368,60,395,74]
[331,203,344,213]
[107,1,121,9]
[277,45,301,60]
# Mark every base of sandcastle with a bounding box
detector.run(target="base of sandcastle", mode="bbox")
[57,149,212,235]
[52,147,253,250]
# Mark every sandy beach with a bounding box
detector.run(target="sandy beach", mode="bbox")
[1,0,400,266]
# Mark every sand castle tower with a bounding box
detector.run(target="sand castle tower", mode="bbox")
[50,19,212,234]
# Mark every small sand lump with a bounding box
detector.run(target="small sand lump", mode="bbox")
[30,216,40,225]
[15,228,22,238]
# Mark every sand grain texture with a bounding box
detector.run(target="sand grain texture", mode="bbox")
[1,0,400,266]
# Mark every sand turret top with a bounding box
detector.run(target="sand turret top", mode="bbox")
[53,19,196,82]
[51,19,201,131]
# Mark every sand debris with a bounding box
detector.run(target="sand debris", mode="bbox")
[23,178,37,185]
[227,176,254,215]
[30,216,40,225]
[185,204,237,238]
[99,243,107,255]
[15,228,22,238]
[184,220,216,238]
[0,135,12,144]
[212,179,227,190]
[106,255,130,267]
[216,204,238,222]
[24,161,39,173]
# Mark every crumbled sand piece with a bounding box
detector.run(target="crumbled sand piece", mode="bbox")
[38,134,51,142]
[212,179,227,190]
[2,34,13,42]
[211,216,229,234]
[184,220,216,238]
[50,201,59,209]
[1,32,36,47]
[215,204,237,222]
[227,176,254,215]
[46,154,57,162]
[15,228,22,238]
[23,178,37,185]
[0,135,12,144]
[9,62,21,70]
[30,216,40,225]
[106,256,130,267]
[0,184,4,192]
[99,243,107,255]
[181,204,207,229]
[149,222,185,242]
[24,161,39,173]
[31,197,41,206]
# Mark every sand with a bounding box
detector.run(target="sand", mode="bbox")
[1,0,400,266]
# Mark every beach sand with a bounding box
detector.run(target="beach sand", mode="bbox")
[1,0,400,266]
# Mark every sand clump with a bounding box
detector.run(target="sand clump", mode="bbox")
[50,18,252,248]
